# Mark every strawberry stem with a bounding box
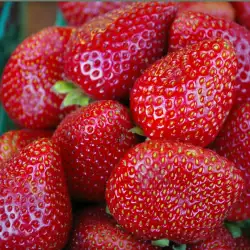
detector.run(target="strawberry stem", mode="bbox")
[151,239,170,247]
[173,244,187,250]
[53,81,91,108]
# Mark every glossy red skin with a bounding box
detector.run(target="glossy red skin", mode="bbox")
[0,138,72,249]
[58,2,129,27]
[106,140,244,244]
[69,206,159,250]
[53,100,138,201]
[234,236,250,250]
[187,227,235,250]
[64,2,177,101]
[178,2,235,21]
[232,2,250,30]
[0,129,52,162]
[0,26,77,129]
[131,38,237,147]
[214,103,250,221]
[169,11,250,104]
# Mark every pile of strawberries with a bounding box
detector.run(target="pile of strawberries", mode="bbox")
[1,1,250,249]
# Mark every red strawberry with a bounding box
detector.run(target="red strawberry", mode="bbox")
[187,227,235,250]
[0,129,52,162]
[69,206,159,250]
[0,26,77,129]
[178,2,235,21]
[169,11,250,104]
[58,2,129,27]
[231,2,250,30]
[106,139,244,244]
[130,38,237,147]
[63,2,177,101]
[0,138,72,249]
[234,236,250,250]
[214,103,250,221]
[53,100,138,201]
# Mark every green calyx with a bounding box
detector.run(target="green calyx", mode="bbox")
[151,239,170,247]
[225,221,242,238]
[105,206,112,216]
[129,126,145,137]
[173,244,187,250]
[53,81,90,108]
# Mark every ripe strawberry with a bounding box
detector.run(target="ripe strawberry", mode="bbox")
[58,2,129,26]
[0,138,72,249]
[130,38,237,147]
[187,227,235,250]
[234,236,250,250]
[63,2,177,101]
[0,26,77,129]
[178,2,235,21]
[53,100,138,201]
[232,2,250,30]
[106,140,244,244]
[69,206,159,250]
[214,103,250,221]
[0,129,52,162]
[169,11,250,104]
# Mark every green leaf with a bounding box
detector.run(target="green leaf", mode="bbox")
[225,222,242,238]
[62,89,90,107]
[129,126,145,136]
[53,81,77,94]
[151,239,170,247]
[173,244,187,250]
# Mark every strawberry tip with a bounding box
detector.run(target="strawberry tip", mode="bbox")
[151,238,170,247]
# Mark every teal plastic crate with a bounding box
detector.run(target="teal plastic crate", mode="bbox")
[0,2,66,135]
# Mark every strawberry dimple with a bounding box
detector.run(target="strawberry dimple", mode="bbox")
[106,140,244,244]
[0,27,77,129]
[214,103,250,221]
[64,2,177,100]
[53,100,138,202]
[169,11,250,104]
[0,138,72,249]
[131,38,237,147]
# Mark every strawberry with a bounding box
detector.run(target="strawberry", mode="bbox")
[169,11,250,104]
[231,2,250,30]
[69,206,159,249]
[178,2,235,21]
[106,139,244,244]
[0,138,72,249]
[187,227,235,250]
[0,26,77,129]
[130,38,237,147]
[52,100,138,201]
[0,129,52,162]
[234,236,250,250]
[58,2,129,27]
[62,2,177,102]
[214,103,250,221]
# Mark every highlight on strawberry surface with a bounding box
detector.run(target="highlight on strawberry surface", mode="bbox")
[0,1,250,249]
